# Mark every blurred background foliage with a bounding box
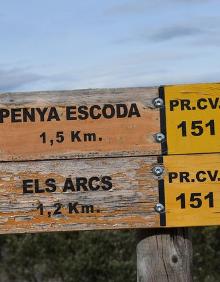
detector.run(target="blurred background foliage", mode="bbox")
[0,227,219,282]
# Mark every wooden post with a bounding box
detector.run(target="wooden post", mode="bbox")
[136,228,193,282]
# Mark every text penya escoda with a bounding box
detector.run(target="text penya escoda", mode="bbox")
[0,103,140,123]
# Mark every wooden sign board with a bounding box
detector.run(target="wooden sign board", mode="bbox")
[0,82,220,161]
[0,156,160,234]
[0,154,219,234]
[0,88,160,161]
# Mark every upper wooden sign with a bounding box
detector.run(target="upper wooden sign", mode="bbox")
[0,82,220,161]
[0,88,161,161]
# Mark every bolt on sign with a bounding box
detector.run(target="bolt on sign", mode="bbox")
[0,82,220,234]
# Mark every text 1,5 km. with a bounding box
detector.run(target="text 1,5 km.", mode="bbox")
[40,131,103,146]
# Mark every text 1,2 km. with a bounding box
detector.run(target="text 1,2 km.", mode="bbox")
[39,131,103,146]
[37,202,100,217]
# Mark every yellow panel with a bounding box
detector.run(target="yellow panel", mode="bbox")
[164,83,220,154]
[164,154,220,227]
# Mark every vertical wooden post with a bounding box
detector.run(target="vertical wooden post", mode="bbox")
[136,228,193,282]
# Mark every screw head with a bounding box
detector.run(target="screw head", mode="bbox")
[155,133,165,143]
[153,97,164,108]
[154,203,165,213]
[152,166,164,176]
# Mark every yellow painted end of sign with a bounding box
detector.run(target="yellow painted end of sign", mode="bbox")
[164,154,220,227]
[164,83,220,154]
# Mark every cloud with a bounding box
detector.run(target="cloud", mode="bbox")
[105,1,150,16]
[0,67,78,92]
[105,0,215,16]
[149,26,203,42]
[0,67,44,92]
[113,25,205,45]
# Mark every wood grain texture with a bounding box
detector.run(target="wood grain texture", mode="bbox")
[136,228,193,282]
[0,87,160,161]
[0,156,160,234]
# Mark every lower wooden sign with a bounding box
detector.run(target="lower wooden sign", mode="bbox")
[0,153,220,234]
[0,157,160,234]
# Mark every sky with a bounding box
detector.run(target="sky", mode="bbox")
[0,0,220,92]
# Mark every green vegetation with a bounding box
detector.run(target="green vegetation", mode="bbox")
[0,227,218,281]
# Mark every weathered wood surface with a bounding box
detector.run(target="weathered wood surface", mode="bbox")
[0,156,160,234]
[136,228,193,282]
[0,87,160,161]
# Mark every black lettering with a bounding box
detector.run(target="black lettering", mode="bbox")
[197,98,207,110]
[88,177,100,191]
[102,104,115,119]
[101,176,112,190]
[78,106,89,120]
[179,172,190,183]
[181,100,191,111]
[116,104,128,118]
[47,107,60,121]
[71,131,81,142]
[45,178,57,192]
[168,172,178,183]
[63,178,75,192]
[84,132,96,142]
[69,202,79,213]
[208,97,219,109]
[128,103,141,117]
[81,205,94,213]
[196,171,207,182]
[54,203,62,215]
[35,179,45,193]
[76,177,88,191]
[23,108,35,122]
[11,108,22,122]
[23,179,34,193]
[90,105,101,119]
[207,170,218,182]
[0,109,10,123]
[66,106,77,120]
[170,100,179,111]
[36,108,48,121]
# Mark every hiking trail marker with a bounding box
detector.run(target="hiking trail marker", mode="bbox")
[0,82,220,234]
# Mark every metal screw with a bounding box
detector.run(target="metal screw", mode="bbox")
[153,97,164,108]
[152,166,164,176]
[155,132,165,143]
[154,203,165,213]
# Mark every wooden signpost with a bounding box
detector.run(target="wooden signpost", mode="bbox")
[2,82,220,281]
[0,82,220,235]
